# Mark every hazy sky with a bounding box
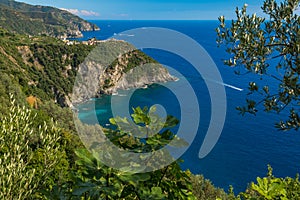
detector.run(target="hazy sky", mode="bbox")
[18,0,265,20]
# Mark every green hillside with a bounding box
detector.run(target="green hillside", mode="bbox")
[0,0,99,38]
[0,27,175,111]
[0,28,93,112]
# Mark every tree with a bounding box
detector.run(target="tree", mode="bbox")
[190,174,232,200]
[0,95,67,199]
[240,165,300,199]
[216,0,300,130]
[50,106,197,199]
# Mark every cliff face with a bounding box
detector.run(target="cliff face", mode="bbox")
[71,40,177,105]
[0,0,99,38]
[99,50,177,95]
[0,28,176,107]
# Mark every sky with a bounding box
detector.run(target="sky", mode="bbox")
[18,0,266,20]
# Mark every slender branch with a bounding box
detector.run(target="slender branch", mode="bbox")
[271,53,288,59]
[265,43,291,47]
[134,189,142,200]
[158,166,169,187]
[106,172,110,200]
[265,73,282,82]
[278,102,290,113]
[254,94,279,106]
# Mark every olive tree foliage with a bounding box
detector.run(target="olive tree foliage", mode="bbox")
[216,0,300,130]
[0,95,64,199]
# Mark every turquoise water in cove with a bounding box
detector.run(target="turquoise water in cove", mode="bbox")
[76,20,300,192]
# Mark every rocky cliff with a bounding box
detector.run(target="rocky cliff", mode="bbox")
[0,29,176,107]
[71,39,177,104]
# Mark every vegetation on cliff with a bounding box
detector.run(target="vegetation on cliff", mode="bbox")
[72,39,177,102]
[0,0,299,199]
[0,0,99,38]
[0,27,94,110]
[0,28,176,108]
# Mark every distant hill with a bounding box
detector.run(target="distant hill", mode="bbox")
[0,0,99,38]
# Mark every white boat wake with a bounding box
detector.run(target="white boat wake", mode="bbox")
[221,83,243,91]
[206,78,243,91]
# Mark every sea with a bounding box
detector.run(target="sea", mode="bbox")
[74,20,300,193]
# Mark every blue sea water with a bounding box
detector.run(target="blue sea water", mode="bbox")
[76,20,300,193]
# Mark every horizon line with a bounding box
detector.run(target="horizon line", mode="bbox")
[84,19,227,21]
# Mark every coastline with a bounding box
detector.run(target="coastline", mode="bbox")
[71,75,179,108]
